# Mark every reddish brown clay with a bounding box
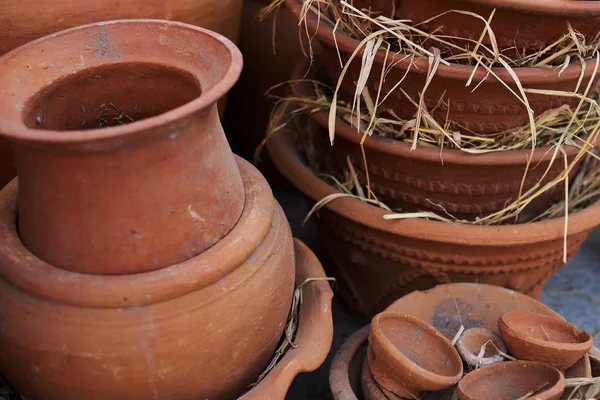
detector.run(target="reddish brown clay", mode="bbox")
[285,0,600,135]
[267,116,600,319]
[498,311,594,370]
[457,360,565,400]
[291,61,581,221]
[456,328,507,369]
[349,0,600,57]
[0,157,296,400]
[329,283,567,400]
[241,239,334,400]
[0,140,15,189]
[562,354,592,400]
[0,20,245,275]
[367,312,463,398]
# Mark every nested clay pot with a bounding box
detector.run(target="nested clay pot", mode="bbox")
[348,0,600,57]
[366,312,462,398]
[457,360,565,400]
[0,20,245,275]
[285,0,600,135]
[267,124,600,320]
[498,311,593,370]
[456,328,507,369]
[0,156,296,400]
[329,283,570,400]
[291,61,583,221]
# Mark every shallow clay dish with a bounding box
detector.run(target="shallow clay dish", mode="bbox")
[498,311,593,370]
[267,114,600,319]
[291,60,582,221]
[456,327,507,369]
[285,0,599,134]
[457,360,565,400]
[329,283,574,399]
[367,312,462,398]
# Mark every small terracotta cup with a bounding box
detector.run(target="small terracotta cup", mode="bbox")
[458,360,565,400]
[456,327,507,369]
[498,311,593,370]
[367,312,463,398]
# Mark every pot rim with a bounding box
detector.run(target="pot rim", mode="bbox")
[0,19,243,144]
[291,59,584,166]
[369,312,463,386]
[266,119,600,246]
[457,360,566,400]
[284,0,598,83]
[459,0,600,17]
[499,311,594,352]
[0,156,275,308]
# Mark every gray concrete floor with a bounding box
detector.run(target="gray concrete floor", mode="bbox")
[273,188,600,400]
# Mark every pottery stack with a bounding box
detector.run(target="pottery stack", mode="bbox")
[266,0,600,319]
[0,19,333,400]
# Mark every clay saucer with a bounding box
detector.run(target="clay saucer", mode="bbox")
[498,311,593,370]
[457,360,565,400]
[456,328,507,369]
[367,313,463,398]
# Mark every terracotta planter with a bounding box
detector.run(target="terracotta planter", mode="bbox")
[329,283,570,399]
[367,312,462,398]
[0,156,297,400]
[456,328,507,369]
[0,20,245,275]
[285,0,599,135]
[498,311,593,370]
[291,61,582,221]
[349,0,600,57]
[267,117,600,319]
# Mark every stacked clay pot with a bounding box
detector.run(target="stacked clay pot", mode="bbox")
[0,19,332,400]
[264,0,600,318]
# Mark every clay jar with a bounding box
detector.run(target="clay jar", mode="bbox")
[284,0,599,135]
[0,156,296,400]
[457,360,565,400]
[456,328,507,369]
[367,312,463,398]
[290,61,582,221]
[498,311,593,370]
[0,20,245,275]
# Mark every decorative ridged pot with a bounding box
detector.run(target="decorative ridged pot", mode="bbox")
[291,61,582,221]
[0,0,243,190]
[285,0,600,135]
[0,156,297,400]
[0,20,245,275]
[349,0,600,57]
[267,120,600,320]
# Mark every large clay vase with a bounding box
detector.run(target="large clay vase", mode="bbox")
[0,156,297,400]
[0,20,245,275]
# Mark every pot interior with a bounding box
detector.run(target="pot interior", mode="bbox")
[23,62,201,131]
[462,329,505,357]
[503,312,587,344]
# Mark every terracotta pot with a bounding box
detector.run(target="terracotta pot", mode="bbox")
[0,156,296,400]
[241,239,334,400]
[266,115,600,319]
[367,312,462,398]
[291,61,582,221]
[0,140,16,189]
[0,20,245,275]
[349,0,600,57]
[456,327,507,369]
[563,354,592,400]
[285,0,600,135]
[329,283,570,399]
[498,311,594,370]
[457,360,565,400]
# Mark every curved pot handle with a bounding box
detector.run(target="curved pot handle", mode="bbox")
[240,239,334,400]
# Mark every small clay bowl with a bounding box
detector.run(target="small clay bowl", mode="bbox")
[498,311,593,370]
[456,327,507,368]
[457,360,565,400]
[367,312,463,398]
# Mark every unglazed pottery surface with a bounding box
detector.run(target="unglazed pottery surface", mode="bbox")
[456,328,507,368]
[0,20,245,275]
[0,157,296,400]
[457,360,565,400]
[285,0,600,134]
[267,118,600,319]
[498,311,594,370]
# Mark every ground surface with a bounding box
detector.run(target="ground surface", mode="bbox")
[272,188,600,400]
